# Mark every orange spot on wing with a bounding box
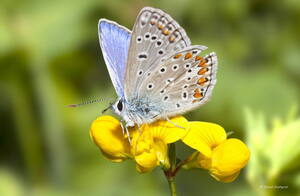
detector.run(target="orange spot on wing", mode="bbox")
[198,68,208,75]
[195,56,203,61]
[194,88,201,93]
[184,53,192,60]
[193,88,203,98]
[197,78,208,85]
[163,29,170,35]
[158,24,164,29]
[150,21,156,25]
[169,36,175,42]
[198,59,207,67]
[174,53,182,59]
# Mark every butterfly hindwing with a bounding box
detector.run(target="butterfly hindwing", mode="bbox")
[139,46,218,119]
[137,45,207,95]
[124,7,191,100]
[162,50,218,117]
[98,19,131,97]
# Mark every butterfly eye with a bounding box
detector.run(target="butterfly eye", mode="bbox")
[117,100,123,111]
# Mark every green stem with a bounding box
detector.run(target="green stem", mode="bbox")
[164,143,177,196]
[167,176,177,196]
[169,143,177,171]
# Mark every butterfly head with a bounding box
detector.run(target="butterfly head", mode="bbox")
[112,98,135,127]
[112,98,124,116]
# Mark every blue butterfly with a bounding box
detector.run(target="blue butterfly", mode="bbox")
[99,7,218,132]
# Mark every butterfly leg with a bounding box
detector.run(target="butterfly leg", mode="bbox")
[119,120,132,144]
[120,119,125,135]
[166,117,186,129]
[137,124,142,134]
[124,125,132,144]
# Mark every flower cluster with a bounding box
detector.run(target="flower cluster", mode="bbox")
[90,115,250,182]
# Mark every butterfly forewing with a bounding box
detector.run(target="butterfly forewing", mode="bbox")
[124,7,191,100]
[98,19,131,97]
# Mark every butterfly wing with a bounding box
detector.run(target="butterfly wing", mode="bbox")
[138,46,218,119]
[98,19,131,97]
[124,7,191,100]
[161,49,218,117]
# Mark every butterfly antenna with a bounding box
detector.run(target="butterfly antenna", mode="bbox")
[101,102,114,114]
[66,98,105,108]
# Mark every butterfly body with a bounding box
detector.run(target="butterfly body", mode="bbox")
[112,96,164,126]
[99,7,218,128]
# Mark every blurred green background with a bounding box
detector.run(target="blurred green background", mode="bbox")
[1,0,300,195]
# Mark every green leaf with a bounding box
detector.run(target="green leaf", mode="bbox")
[267,117,300,179]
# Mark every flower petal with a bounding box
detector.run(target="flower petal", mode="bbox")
[197,153,211,170]
[153,139,170,169]
[133,117,187,172]
[141,116,189,144]
[182,122,227,157]
[210,138,250,178]
[135,164,154,173]
[90,115,131,162]
[210,171,240,183]
[133,138,170,172]
[134,149,157,172]
[182,152,202,170]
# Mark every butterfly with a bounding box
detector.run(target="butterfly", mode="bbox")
[98,7,217,131]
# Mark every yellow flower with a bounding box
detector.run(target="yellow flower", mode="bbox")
[90,115,188,172]
[133,116,188,172]
[182,122,250,182]
[90,116,132,162]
